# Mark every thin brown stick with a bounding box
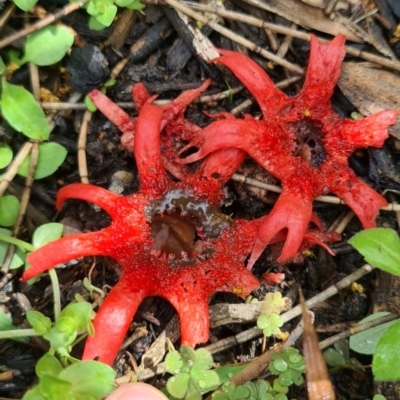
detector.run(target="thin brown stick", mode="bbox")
[0,3,16,32]
[231,173,400,211]
[0,0,90,49]
[319,313,400,350]
[78,111,92,183]
[157,0,304,74]
[173,1,400,72]
[0,142,33,197]
[2,142,39,273]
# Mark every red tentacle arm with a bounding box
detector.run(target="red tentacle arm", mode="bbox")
[132,82,151,109]
[88,90,136,133]
[327,166,387,228]
[296,34,346,109]
[161,79,212,128]
[199,148,247,185]
[247,191,313,268]
[56,184,123,218]
[134,103,169,198]
[178,119,264,165]
[213,50,287,115]
[83,280,147,365]
[330,111,398,154]
[22,231,110,281]
[168,297,210,346]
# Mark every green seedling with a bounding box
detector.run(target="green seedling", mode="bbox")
[323,339,364,373]
[268,348,305,392]
[165,345,220,400]
[21,353,115,400]
[349,228,400,381]
[257,292,285,337]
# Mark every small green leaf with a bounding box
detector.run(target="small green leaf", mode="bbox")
[60,302,92,331]
[166,350,184,374]
[95,5,117,27]
[349,312,399,355]
[21,26,74,66]
[323,348,346,367]
[88,16,108,31]
[214,363,247,384]
[26,310,52,335]
[35,353,63,378]
[21,385,46,400]
[37,374,72,399]
[348,228,400,275]
[0,195,20,227]
[0,79,50,140]
[115,0,135,7]
[13,0,39,11]
[32,222,63,249]
[49,325,77,349]
[56,316,77,336]
[373,320,400,380]
[0,310,28,342]
[0,57,5,74]
[0,144,13,169]
[167,373,190,399]
[18,142,67,180]
[85,95,97,112]
[126,0,145,10]
[58,360,116,399]
[192,348,213,372]
[194,370,220,392]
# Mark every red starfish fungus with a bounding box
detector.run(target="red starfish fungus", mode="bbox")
[180,35,398,266]
[22,91,259,365]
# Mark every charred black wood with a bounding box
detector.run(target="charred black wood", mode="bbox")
[162,6,220,80]
[129,17,173,62]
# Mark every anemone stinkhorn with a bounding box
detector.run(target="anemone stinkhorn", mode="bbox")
[22,89,259,366]
[179,35,398,266]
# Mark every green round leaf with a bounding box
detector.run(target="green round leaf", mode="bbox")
[35,353,63,379]
[167,373,190,399]
[95,5,117,27]
[0,195,20,227]
[0,79,50,140]
[38,375,72,398]
[49,325,77,348]
[349,312,399,355]
[278,370,293,387]
[0,144,13,169]
[323,348,346,367]
[193,370,220,392]
[348,228,400,275]
[18,142,67,180]
[26,310,52,335]
[233,385,251,399]
[271,359,288,373]
[88,16,108,31]
[166,350,184,374]
[60,302,92,331]
[373,320,400,381]
[58,360,116,399]
[32,222,64,249]
[13,0,39,11]
[192,348,213,372]
[21,26,74,66]
[115,0,135,6]
[126,0,145,10]
[257,314,270,330]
